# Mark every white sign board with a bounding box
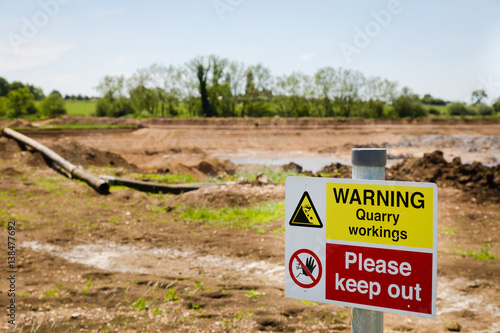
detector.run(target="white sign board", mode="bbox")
[285,177,438,318]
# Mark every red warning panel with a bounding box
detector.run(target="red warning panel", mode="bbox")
[326,243,433,315]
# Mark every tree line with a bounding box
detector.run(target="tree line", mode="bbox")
[0,77,67,118]
[94,56,408,118]
[94,55,499,118]
[1,55,499,119]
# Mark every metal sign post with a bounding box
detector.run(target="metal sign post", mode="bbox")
[351,148,386,333]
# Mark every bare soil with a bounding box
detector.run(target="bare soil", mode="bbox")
[1,118,499,332]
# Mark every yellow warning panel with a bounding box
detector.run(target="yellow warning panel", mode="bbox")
[326,182,436,248]
[289,191,323,228]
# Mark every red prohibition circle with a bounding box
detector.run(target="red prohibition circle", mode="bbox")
[289,249,322,288]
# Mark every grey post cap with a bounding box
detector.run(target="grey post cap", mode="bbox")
[351,148,387,166]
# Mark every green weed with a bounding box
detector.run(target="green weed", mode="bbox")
[82,278,92,295]
[130,297,151,311]
[153,307,163,316]
[235,310,253,321]
[191,303,202,311]
[42,283,62,298]
[194,281,206,291]
[452,244,499,261]
[164,288,179,302]
[178,200,284,232]
[464,245,498,261]
[244,289,264,299]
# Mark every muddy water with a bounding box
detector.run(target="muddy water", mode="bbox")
[223,134,500,172]
[20,241,285,285]
[229,156,348,173]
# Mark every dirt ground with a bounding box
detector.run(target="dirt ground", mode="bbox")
[1,117,499,332]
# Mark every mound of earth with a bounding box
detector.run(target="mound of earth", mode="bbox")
[155,158,237,181]
[316,162,352,178]
[195,158,237,176]
[168,183,285,208]
[0,136,24,158]
[50,138,140,170]
[3,118,34,128]
[0,135,139,171]
[388,150,500,202]
[0,167,23,176]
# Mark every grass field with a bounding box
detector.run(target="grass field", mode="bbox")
[65,100,96,116]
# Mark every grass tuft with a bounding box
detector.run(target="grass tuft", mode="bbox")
[178,200,284,233]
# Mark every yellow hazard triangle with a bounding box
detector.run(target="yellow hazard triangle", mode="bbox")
[289,191,323,228]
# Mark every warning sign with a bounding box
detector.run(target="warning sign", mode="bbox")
[289,249,322,288]
[289,192,323,228]
[285,177,438,318]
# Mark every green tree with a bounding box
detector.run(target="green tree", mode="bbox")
[95,75,133,117]
[251,63,273,92]
[189,56,212,117]
[9,81,25,91]
[274,72,304,117]
[7,87,35,118]
[127,70,158,115]
[158,64,183,117]
[50,90,63,98]
[364,77,396,118]
[315,67,336,117]
[41,92,67,116]
[0,96,9,116]
[96,97,133,117]
[493,97,500,113]
[208,55,230,116]
[476,103,494,116]
[471,89,487,104]
[393,88,427,118]
[336,69,364,117]
[129,85,157,114]
[241,69,255,117]
[227,61,246,116]
[178,67,199,117]
[26,84,45,100]
[0,77,9,97]
[447,102,468,116]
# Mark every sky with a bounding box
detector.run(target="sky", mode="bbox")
[0,0,499,103]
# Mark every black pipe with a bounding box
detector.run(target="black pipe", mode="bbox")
[2,127,109,194]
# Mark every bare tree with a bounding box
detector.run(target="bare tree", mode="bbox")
[227,61,246,116]
[315,67,337,117]
[336,68,365,117]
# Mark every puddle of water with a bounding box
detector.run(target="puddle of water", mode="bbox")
[20,241,285,284]
[392,134,500,152]
[230,157,349,173]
